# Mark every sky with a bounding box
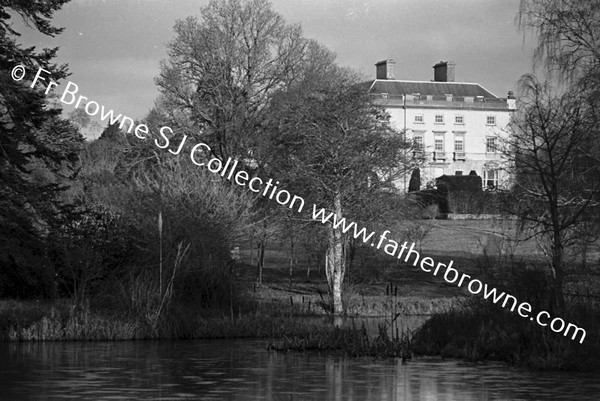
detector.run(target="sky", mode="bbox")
[12,0,535,137]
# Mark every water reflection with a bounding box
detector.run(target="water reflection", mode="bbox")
[1,338,599,400]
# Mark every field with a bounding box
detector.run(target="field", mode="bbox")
[236,218,600,316]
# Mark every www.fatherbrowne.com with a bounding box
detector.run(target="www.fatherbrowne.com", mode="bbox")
[20,65,586,344]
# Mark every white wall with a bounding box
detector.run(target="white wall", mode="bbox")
[385,105,513,190]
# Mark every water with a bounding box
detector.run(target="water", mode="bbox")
[1,336,599,400]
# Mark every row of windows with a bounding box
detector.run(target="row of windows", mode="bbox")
[414,114,496,125]
[414,135,497,153]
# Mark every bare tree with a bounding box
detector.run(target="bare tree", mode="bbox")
[502,74,600,310]
[517,0,600,81]
[264,66,418,315]
[155,0,331,160]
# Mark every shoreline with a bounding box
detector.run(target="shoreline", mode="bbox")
[0,297,435,342]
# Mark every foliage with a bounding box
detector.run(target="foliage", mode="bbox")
[0,0,84,297]
[408,168,420,192]
[413,297,600,371]
[67,124,260,317]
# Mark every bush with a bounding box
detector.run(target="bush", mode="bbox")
[413,297,600,371]
[44,133,259,320]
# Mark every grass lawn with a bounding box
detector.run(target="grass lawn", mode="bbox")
[235,218,600,316]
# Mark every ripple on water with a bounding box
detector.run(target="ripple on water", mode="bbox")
[1,338,599,400]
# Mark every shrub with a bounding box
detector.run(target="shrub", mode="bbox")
[413,297,600,371]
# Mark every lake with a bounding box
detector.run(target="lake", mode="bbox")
[2,328,599,400]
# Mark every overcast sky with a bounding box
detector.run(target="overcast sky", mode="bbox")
[13,0,535,135]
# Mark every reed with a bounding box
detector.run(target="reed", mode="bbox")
[0,300,339,341]
[267,322,413,359]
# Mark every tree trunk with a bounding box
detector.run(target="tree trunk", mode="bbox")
[548,193,565,312]
[256,238,266,285]
[326,192,346,315]
[347,241,356,283]
[288,227,295,289]
[551,228,565,312]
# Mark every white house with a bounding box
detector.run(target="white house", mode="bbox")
[367,59,515,191]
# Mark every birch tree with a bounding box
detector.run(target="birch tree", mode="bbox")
[264,67,417,314]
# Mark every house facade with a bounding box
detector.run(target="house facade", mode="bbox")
[367,59,515,191]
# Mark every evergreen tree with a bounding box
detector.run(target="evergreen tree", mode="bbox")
[408,168,421,192]
[99,122,123,142]
[0,0,83,297]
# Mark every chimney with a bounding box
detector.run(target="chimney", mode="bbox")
[375,59,395,80]
[507,90,516,110]
[433,61,456,82]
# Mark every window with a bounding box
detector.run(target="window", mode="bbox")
[414,114,424,123]
[434,135,444,152]
[486,137,497,153]
[454,136,464,154]
[435,114,444,124]
[486,115,496,125]
[455,170,463,176]
[454,115,464,124]
[413,135,423,150]
[484,170,499,189]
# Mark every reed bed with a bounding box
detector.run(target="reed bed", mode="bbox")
[267,322,413,359]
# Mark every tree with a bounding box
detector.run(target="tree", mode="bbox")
[68,107,101,133]
[502,74,600,310]
[264,66,417,314]
[154,0,341,292]
[516,0,600,310]
[155,0,324,161]
[99,122,125,142]
[408,168,421,192]
[517,0,600,82]
[517,0,600,122]
[0,0,83,296]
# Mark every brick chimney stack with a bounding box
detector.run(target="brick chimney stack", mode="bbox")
[433,61,456,82]
[375,59,395,80]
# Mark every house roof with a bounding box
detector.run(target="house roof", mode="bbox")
[366,79,498,98]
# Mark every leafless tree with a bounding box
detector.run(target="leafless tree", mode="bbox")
[265,67,418,315]
[517,0,600,81]
[156,0,333,160]
[501,74,600,310]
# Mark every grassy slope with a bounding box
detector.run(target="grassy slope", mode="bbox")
[237,219,564,316]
